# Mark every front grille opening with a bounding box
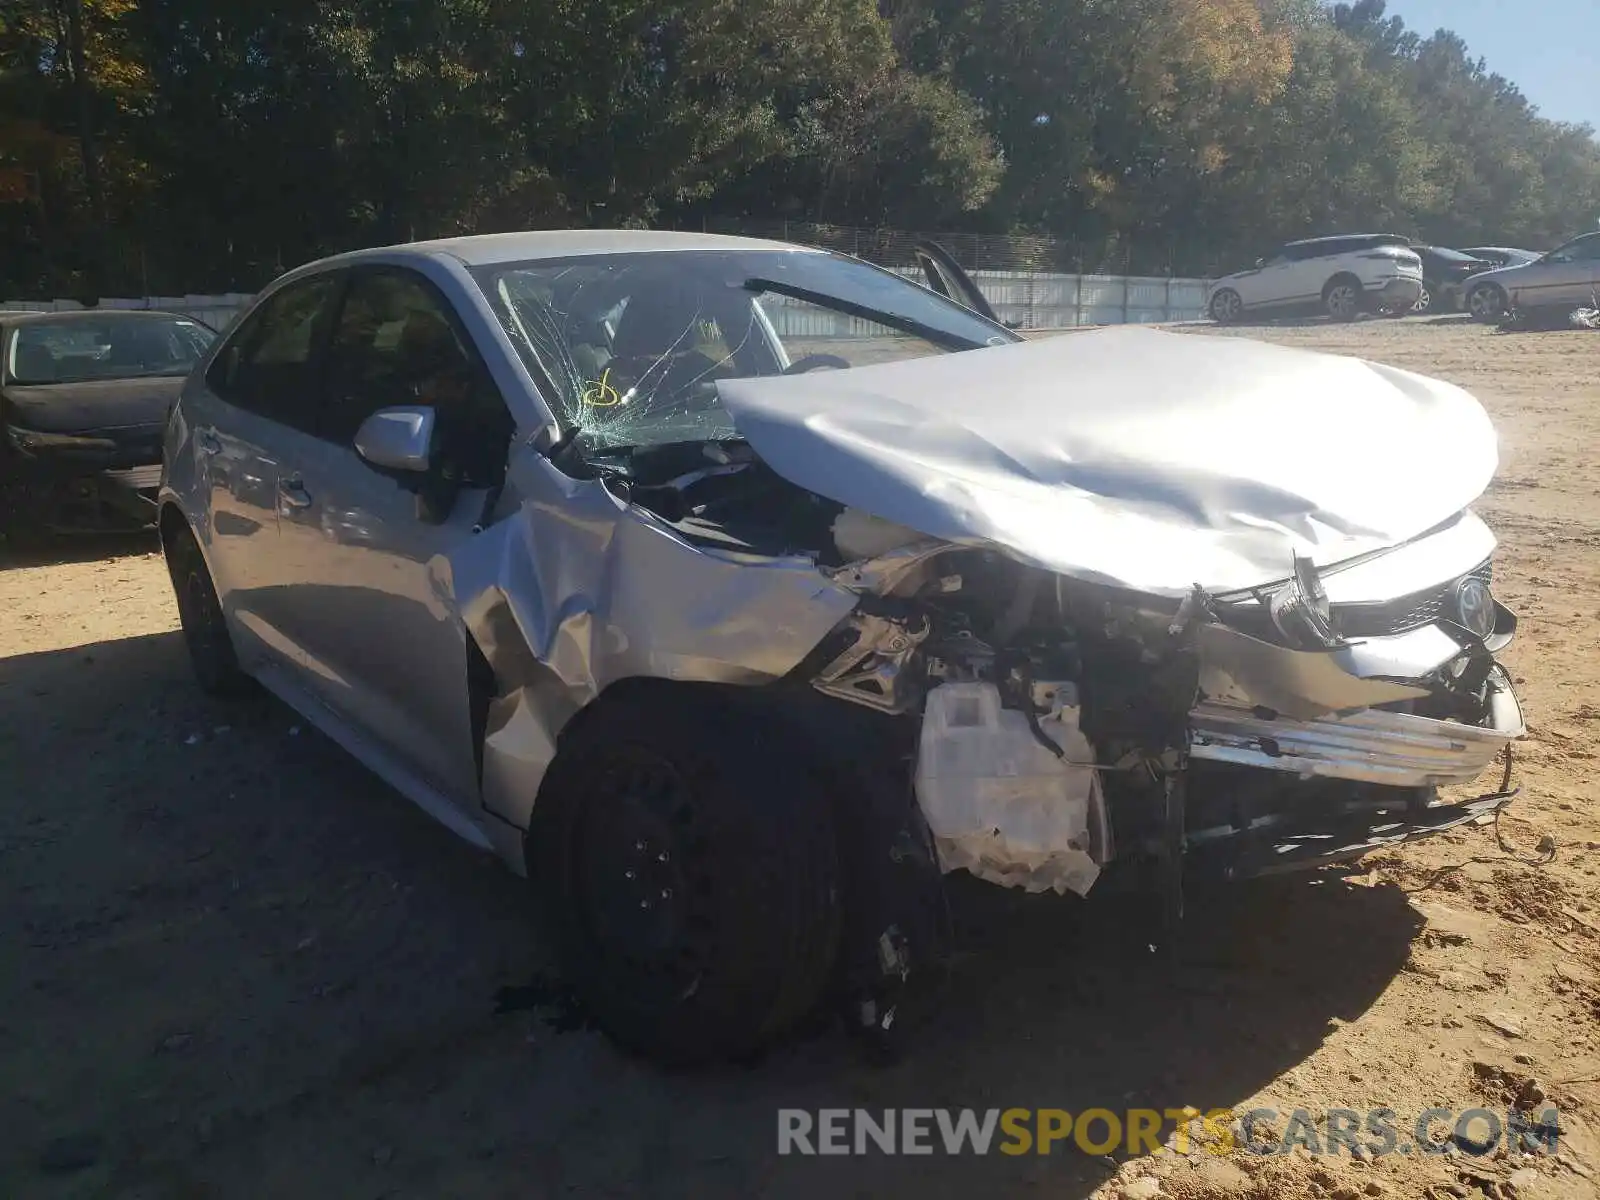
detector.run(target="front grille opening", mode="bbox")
[1333,560,1492,638]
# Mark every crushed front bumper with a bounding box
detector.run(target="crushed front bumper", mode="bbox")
[1,464,161,534]
[1189,669,1524,788]
[1181,668,1524,880]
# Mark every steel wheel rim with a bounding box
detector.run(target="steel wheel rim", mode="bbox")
[1470,288,1500,318]
[575,750,714,991]
[1413,286,1431,313]
[1212,291,1240,322]
[1328,286,1358,318]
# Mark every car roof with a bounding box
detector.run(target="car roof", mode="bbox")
[313,229,820,271]
[0,308,200,327]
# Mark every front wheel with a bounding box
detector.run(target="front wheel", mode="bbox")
[1467,284,1508,322]
[529,684,841,1065]
[1412,281,1435,314]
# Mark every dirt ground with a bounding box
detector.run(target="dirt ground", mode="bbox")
[3,315,1599,1200]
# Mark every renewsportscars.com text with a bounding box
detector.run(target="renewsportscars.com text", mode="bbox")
[777,1107,1561,1158]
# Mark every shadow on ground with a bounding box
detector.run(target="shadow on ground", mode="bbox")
[1,630,1420,1200]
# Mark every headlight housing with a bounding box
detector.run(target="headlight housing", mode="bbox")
[1269,554,1341,649]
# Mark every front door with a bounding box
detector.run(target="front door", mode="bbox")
[1519,234,1600,309]
[1235,251,1298,311]
[272,266,516,808]
[913,241,1003,324]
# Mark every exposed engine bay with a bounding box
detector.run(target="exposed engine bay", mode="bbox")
[569,434,1523,901]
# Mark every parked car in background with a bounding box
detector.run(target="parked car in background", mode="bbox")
[1411,246,1495,314]
[1463,232,1600,321]
[1207,234,1423,323]
[159,229,1524,1064]
[1459,247,1542,269]
[1,310,215,546]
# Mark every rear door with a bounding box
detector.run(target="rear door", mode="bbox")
[188,272,345,668]
[272,265,516,808]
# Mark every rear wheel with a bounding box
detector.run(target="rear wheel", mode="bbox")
[164,521,247,696]
[1208,288,1243,324]
[1412,281,1436,314]
[1323,276,1363,322]
[1467,283,1508,322]
[529,684,840,1065]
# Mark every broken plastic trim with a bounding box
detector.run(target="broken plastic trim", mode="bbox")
[812,611,932,714]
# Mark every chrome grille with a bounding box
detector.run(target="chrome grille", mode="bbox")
[1334,561,1492,637]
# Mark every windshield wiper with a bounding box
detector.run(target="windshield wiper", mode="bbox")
[741,278,993,353]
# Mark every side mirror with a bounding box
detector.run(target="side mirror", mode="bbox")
[355,406,435,473]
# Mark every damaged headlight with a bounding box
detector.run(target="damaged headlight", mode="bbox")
[5,425,119,454]
[1268,554,1341,649]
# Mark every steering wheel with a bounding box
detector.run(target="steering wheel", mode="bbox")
[782,354,851,375]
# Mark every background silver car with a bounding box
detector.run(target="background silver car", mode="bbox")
[1463,231,1600,320]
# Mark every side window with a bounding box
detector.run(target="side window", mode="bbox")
[1567,236,1600,262]
[320,269,513,482]
[206,274,342,431]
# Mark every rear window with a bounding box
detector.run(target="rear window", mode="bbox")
[9,316,215,385]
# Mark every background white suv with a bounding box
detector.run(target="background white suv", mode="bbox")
[1208,234,1425,323]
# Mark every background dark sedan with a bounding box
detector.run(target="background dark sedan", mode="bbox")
[1459,246,1543,269]
[1411,246,1495,313]
[1,310,214,544]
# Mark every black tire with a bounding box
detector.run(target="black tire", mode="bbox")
[529,682,841,1065]
[1467,283,1508,322]
[1208,288,1243,324]
[1413,281,1436,314]
[163,521,247,696]
[1322,275,1363,322]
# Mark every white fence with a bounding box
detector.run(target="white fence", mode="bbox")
[961,269,1210,327]
[0,294,253,332]
[1,271,1211,336]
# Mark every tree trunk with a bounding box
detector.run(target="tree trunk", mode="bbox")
[62,0,106,290]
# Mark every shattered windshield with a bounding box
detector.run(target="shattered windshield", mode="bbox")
[471,249,1016,450]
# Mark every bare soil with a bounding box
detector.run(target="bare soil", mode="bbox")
[3,315,1598,1199]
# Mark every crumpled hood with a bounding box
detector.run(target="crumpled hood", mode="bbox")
[715,327,1499,596]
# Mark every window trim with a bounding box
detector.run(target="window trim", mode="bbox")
[314,263,509,453]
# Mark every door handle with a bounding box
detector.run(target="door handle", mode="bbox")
[196,429,221,455]
[278,478,313,510]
